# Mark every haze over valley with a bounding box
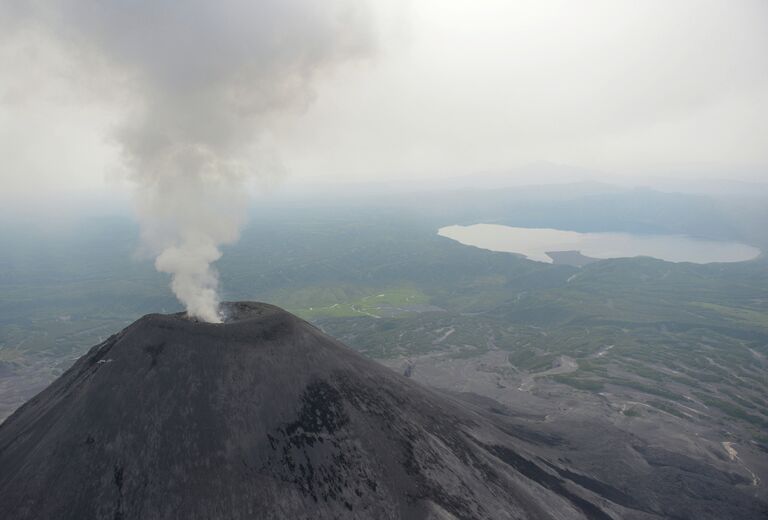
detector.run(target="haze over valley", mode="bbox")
[2,181,768,517]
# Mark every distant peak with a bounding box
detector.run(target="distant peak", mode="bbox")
[154,301,291,325]
[122,302,300,344]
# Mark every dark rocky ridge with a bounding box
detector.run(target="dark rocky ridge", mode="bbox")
[0,303,666,518]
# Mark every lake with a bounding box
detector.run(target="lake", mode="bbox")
[438,224,761,264]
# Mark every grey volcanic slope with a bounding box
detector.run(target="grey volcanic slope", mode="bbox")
[1,303,645,520]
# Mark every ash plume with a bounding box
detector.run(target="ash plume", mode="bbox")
[7,0,374,322]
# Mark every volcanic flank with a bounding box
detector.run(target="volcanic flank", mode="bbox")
[1,302,634,520]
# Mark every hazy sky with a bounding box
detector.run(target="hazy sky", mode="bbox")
[1,0,767,206]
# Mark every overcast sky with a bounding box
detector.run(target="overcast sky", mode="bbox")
[1,0,767,208]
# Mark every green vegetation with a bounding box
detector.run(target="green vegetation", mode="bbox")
[622,407,642,417]
[551,375,604,392]
[1,206,767,433]
[646,400,686,419]
[693,392,768,429]
[285,286,429,319]
[690,302,768,328]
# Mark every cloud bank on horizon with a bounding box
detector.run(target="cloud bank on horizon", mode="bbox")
[2,0,767,196]
[276,0,768,182]
[0,0,767,316]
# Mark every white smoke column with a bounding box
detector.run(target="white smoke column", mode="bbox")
[13,0,374,322]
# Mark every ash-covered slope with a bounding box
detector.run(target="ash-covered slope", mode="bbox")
[1,302,634,520]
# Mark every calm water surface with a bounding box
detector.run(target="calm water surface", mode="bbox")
[438,224,761,264]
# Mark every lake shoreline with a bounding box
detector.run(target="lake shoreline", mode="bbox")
[438,224,761,265]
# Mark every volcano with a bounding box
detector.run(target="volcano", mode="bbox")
[0,302,635,519]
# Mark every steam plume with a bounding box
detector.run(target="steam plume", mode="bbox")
[11,0,374,321]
